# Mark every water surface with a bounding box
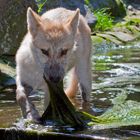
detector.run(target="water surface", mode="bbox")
[0,41,140,139]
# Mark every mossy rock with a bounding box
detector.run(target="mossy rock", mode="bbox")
[0,128,100,140]
[91,35,106,45]
[96,33,123,45]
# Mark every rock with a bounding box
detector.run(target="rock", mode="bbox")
[84,5,97,28]
[36,0,127,28]
[91,36,107,46]
[37,0,86,15]
[128,5,133,11]
[0,72,15,90]
[0,60,16,90]
[88,0,126,17]
[0,0,37,56]
[106,31,136,42]
[126,0,140,4]
[35,0,97,28]
[96,33,123,45]
[96,31,136,45]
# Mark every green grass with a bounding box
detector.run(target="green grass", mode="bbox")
[85,0,90,5]
[94,8,114,32]
[36,0,48,13]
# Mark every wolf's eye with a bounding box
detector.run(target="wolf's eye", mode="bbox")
[41,49,49,56]
[60,49,68,57]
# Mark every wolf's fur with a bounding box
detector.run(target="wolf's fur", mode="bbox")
[16,7,92,120]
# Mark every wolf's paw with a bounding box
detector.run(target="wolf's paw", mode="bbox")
[26,112,41,123]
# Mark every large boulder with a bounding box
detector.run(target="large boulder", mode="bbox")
[36,0,126,27]
[0,0,37,56]
[36,0,97,28]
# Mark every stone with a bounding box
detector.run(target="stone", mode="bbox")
[35,0,97,28]
[96,33,123,45]
[126,0,140,4]
[0,60,16,89]
[0,0,37,56]
[36,0,126,28]
[106,31,135,42]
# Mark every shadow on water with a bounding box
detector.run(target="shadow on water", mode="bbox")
[0,41,140,139]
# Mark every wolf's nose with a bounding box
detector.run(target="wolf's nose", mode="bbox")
[49,76,61,83]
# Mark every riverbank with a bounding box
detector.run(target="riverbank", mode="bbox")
[92,2,140,45]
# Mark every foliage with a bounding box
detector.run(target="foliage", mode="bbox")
[116,17,140,27]
[36,0,48,13]
[94,8,114,32]
[84,0,90,5]
[114,17,140,36]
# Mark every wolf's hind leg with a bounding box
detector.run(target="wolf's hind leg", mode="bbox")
[75,58,92,102]
[65,68,78,99]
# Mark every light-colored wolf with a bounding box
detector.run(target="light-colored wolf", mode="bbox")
[16,7,92,121]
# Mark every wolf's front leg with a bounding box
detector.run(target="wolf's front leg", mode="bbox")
[40,82,50,110]
[75,58,92,102]
[16,83,40,121]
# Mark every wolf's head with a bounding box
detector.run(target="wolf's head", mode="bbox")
[27,7,79,83]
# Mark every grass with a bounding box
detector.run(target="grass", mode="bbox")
[93,8,114,32]
[36,0,48,13]
[85,0,90,5]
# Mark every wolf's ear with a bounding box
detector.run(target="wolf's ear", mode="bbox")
[67,9,80,34]
[27,7,42,37]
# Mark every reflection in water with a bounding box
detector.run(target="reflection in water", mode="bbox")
[0,41,140,138]
[0,90,21,127]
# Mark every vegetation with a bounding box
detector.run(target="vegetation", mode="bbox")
[36,0,47,13]
[115,17,140,34]
[94,8,114,32]
[84,0,90,5]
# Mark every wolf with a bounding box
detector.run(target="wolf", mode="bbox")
[16,7,92,121]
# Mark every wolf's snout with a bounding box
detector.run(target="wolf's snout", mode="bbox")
[49,76,61,83]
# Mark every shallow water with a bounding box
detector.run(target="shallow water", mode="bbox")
[91,42,140,115]
[0,41,140,139]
